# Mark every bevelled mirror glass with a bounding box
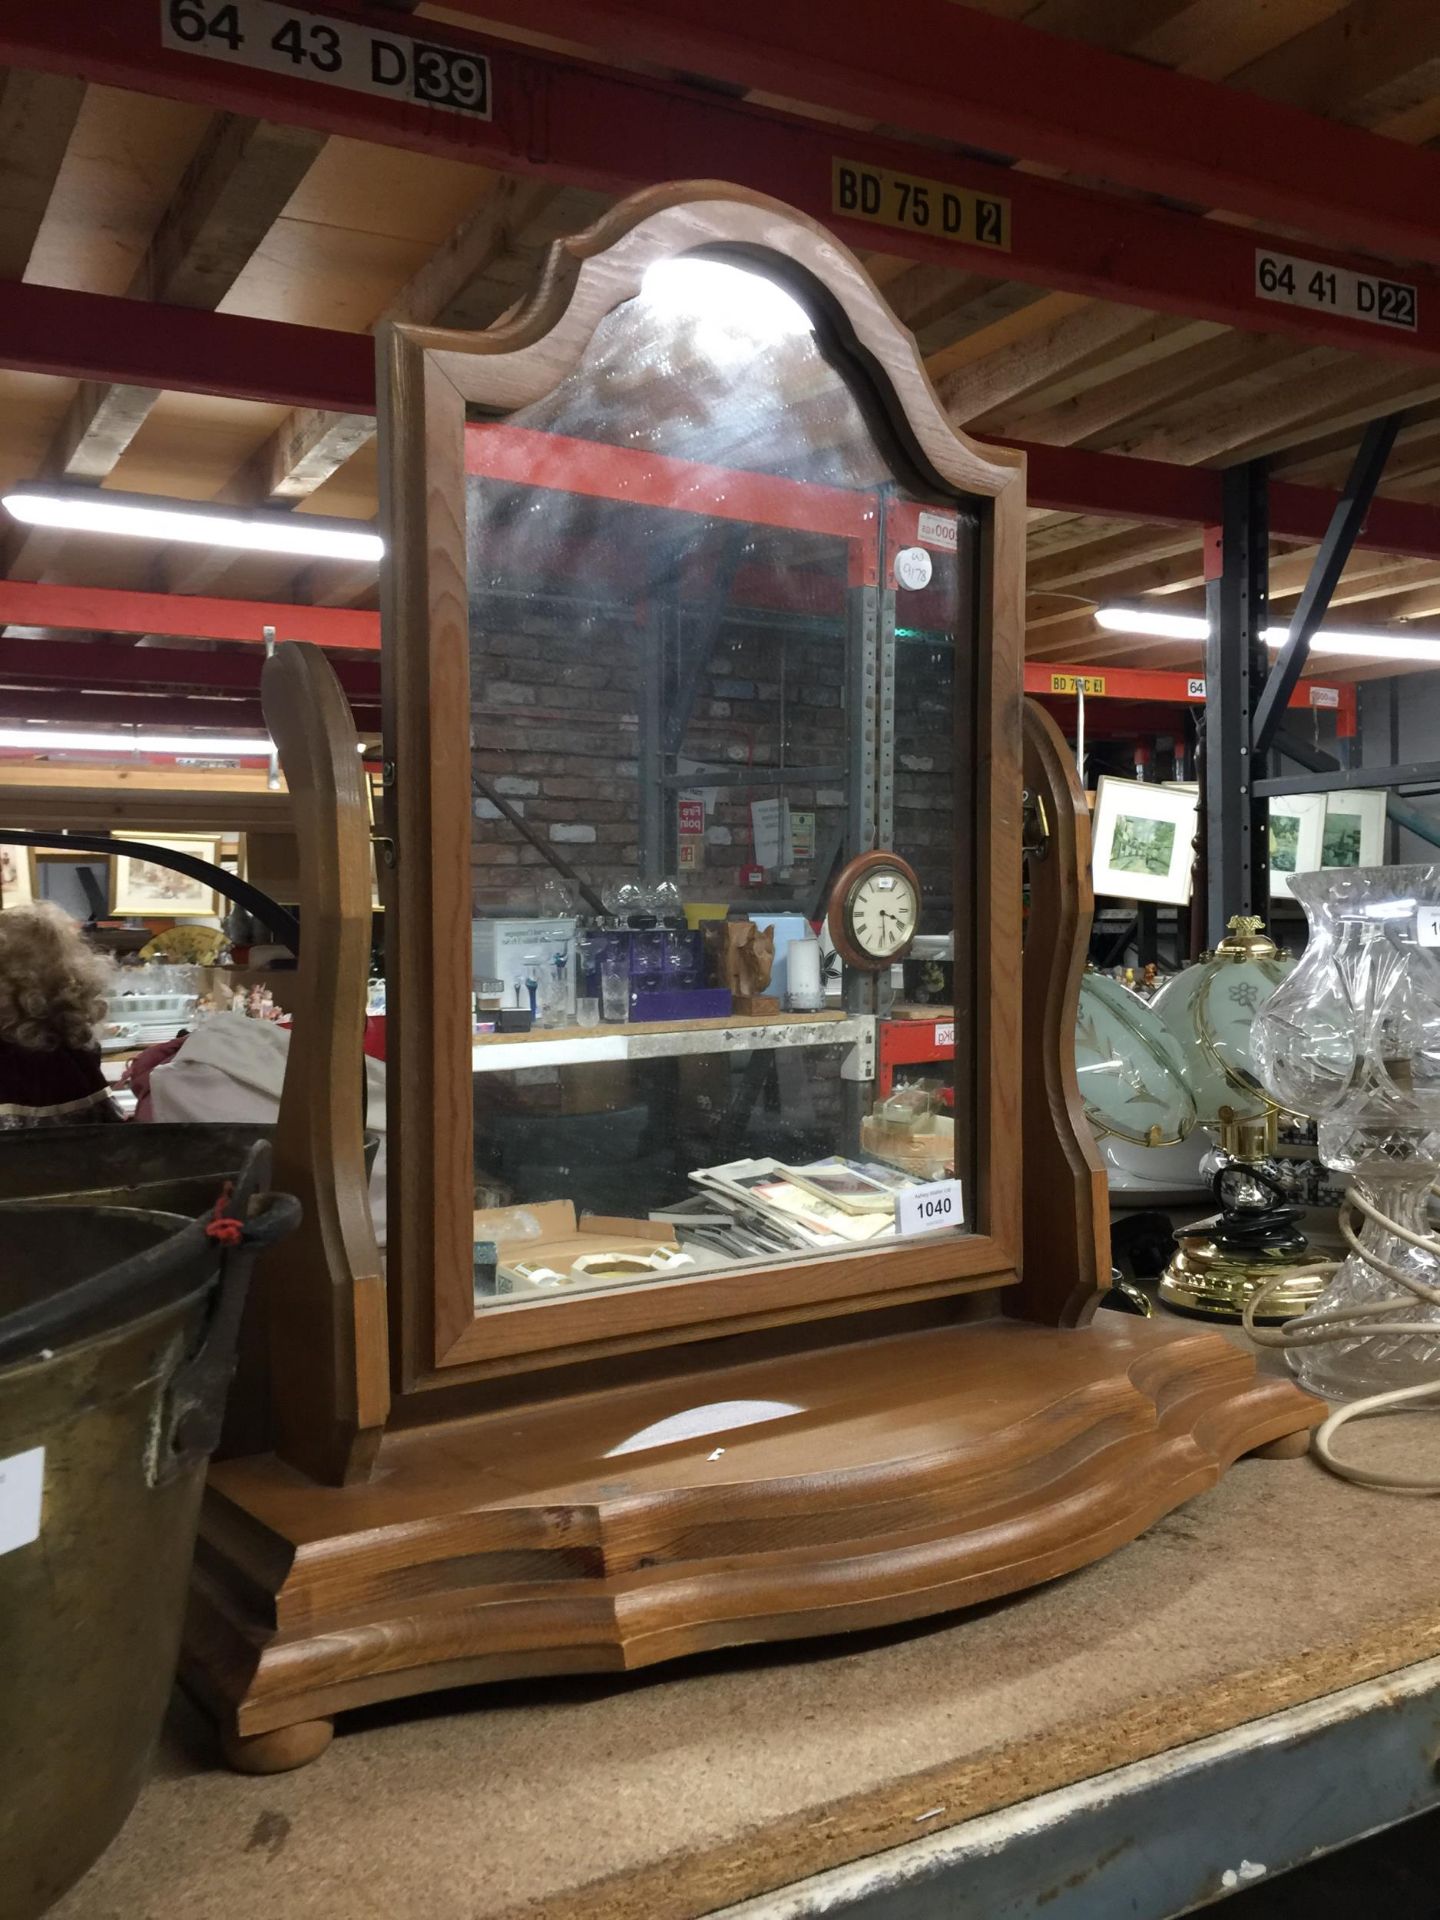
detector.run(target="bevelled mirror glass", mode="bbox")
[461,251,980,1312]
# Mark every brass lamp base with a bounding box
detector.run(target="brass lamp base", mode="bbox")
[1159,1236,1327,1324]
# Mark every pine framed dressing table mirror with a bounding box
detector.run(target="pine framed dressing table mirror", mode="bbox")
[185,184,1321,1773]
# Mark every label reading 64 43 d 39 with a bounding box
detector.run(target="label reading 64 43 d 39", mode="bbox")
[1255,248,1417,332]
[160,0,491,118]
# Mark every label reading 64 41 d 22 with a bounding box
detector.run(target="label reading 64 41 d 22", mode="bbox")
[161,0,491,118]
[1255,248,1417,332]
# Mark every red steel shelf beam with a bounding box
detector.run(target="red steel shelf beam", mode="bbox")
[0,580,380,651]
[0,688,380,732]
[3,299,1439,557]
[468,424,876,548]
[0,635,380,698]
[452,0,1440,272]
[0,281,374,415]
[8,0,1440,365]
[1024,660,1359,737]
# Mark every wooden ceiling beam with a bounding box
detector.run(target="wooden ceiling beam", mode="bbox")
[987,329,1289,448]
[924,290,1095,394]
[1015,0,1200,45]
[1274,404,1440,487]
[945,315,1204,431]
[1229,0,1440,126]
[1028,526,1204,595]
[1347,578,1440,624]
[3,114,327,586]
[1115,357,1440,467]
[161,174,571,592]
[0,68,84,279]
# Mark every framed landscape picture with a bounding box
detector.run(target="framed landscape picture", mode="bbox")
[1321,790,1386,869]
[110,837,219,917]
[1267,793,1326,899]
[1091,776,1198,906]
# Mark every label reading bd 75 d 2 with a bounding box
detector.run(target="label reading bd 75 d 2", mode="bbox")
[161,0,491,118]
[833,161,1009,252]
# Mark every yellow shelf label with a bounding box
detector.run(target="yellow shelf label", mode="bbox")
[832,160,1010,252]
[1049,672,1107,695]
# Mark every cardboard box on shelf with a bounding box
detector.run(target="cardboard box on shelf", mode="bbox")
[473,1198,690,1298]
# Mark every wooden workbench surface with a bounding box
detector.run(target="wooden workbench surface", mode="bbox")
[55,1345,1438,1920]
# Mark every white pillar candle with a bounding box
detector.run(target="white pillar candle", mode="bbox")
[785,936,824,1010]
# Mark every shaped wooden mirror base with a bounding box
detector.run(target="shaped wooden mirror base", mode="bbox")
[186,1314,1321,1771]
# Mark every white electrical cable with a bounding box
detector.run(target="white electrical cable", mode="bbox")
[1243,1183,1440,1494]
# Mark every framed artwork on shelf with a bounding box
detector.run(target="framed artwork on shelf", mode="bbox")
[110,837,219,917]
[1321,790,1386,869]
[0,843,33,907]
[1267,793,1326,899]
[1090,776,1197,906]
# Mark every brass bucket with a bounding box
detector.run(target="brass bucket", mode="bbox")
[0,1121,302,1214]
[0,1150,298,1919]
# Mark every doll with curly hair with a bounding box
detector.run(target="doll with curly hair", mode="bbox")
[0,901,119,1127]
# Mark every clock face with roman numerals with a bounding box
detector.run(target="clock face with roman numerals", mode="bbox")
[828,852,922,972]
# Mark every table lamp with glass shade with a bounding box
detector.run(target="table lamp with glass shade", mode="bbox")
[1251,866,1440,1399]
[1151,916,1325,1321]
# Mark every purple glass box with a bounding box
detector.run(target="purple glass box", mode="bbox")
[629,987,734,1023]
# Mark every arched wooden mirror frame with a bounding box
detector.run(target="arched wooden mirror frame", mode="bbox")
[187,184,1323,1776]
[378,182,1026,1398]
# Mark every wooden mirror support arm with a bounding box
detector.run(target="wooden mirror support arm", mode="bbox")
[1019,700,1110,1325]
[257,642,389,1485]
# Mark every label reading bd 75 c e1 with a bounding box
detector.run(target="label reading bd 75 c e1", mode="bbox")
[161,0,491,118]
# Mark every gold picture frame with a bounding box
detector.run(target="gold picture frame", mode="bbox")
[110,836,219,917]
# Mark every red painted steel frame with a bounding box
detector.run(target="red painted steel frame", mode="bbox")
[445,0,1440,272]
[0,581,380,650]
[0,282,374,414]
[0,635,380,697]
[0,688,380,731]
[1024,662,1360,736]
[4,287,1440,562]
[9,0,1440,366]
[468,424,877,555]
[878,1014,954,1098]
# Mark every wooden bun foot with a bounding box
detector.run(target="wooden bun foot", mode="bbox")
[221,1719,334,1775]
[1249,1427,1314,1461]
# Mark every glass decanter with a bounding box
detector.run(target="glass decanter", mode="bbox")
[1250,864,1440,1398]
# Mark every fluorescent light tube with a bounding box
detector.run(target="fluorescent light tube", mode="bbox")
[0,728,272,756]
[1096,604,1440,664]
[1095,607,1207,641]
[2,488,382,563]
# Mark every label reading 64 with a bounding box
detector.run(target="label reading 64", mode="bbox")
[161,0,491,118]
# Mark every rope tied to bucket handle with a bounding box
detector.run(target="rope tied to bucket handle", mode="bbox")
[205,1179,246,1248]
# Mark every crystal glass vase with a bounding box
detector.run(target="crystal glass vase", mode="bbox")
[1251,865,1440,1398]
